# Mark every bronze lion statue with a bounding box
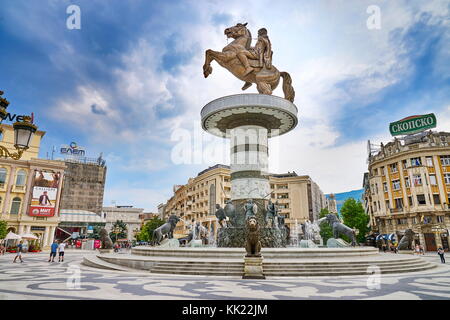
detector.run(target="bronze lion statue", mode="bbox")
[245,217,261,257]
[99,228,113,249]
[397,229,415,250]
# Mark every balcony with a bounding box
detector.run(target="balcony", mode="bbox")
[390,208,403,214]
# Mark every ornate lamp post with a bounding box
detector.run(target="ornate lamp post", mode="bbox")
[0,91,37,160]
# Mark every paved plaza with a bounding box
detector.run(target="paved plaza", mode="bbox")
[0,250,449,300]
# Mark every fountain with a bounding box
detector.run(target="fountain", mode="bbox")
[81,22,438,277]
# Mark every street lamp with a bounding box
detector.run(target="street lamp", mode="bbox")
[0,91,37,160]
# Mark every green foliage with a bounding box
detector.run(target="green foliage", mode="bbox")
[0,220,7,239]
[109,220,128,242]
[340,198,370,243]
[319,208,334,244]
[137,217,165,242]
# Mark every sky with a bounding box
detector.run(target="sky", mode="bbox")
[1,0,449,211]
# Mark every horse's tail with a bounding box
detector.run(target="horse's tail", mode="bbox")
[280,71,295,102]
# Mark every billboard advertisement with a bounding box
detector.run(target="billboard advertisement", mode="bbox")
[28,171,61,217]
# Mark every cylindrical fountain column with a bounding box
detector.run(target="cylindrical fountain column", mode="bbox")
[230,125,269,200]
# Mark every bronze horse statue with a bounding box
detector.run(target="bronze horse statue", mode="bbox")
[203,23,295,102]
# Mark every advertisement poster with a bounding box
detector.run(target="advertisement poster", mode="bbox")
[28,170,61,217]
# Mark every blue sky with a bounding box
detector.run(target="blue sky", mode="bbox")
[1,0,449,211]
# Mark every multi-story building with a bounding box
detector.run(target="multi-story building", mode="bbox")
[0,124,66,250]
[163,164,326,239]
[103,205,144,241]
[59,157,107,214]
[326,193,338,214]
[364,131,450,251]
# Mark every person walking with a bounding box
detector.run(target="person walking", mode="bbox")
[438,247,446,264]
[58,241,66,262]
[48,240,58,262]
[419,244,425,255]
[13,241,24,263]
[415,244,420,255]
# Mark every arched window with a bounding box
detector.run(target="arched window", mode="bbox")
[0,168,7,185]
[10,197,21,214]
[15,169,27,186]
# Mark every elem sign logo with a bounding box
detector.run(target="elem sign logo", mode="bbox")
[60,142,85,156]
[389,113,437,136]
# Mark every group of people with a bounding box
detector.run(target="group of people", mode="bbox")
[49,240,66,262]
[414,244,425,255]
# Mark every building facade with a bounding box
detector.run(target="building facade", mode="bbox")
[162,164,327,239]
[59,157,107,214]
[103,206,144,241]
[364,131,450,251]
[0,125,66,250]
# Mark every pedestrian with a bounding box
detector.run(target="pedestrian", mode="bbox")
[419,244,425,255]
[58,241,66,262]
[437,247,446,264]
[415,244,420,255]
[48,240,58,262]
[13,241,24,263]
[0,242,5,255]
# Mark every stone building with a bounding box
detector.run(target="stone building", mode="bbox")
[0,124,65,250]
[103,205,144,241]
[364,131,450,251]
[162,164,326,239]
[59,157,107,214]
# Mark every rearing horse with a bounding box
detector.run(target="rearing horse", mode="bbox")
[203,23,295,102]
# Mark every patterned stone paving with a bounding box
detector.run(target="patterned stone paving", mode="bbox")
[1,251,449,300]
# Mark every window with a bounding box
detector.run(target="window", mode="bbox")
[440,156,450,166]
[411,157,422,167]
[397,218,407,225]
[429,175,437,186]
[385,200,390,210]
[402,160,407,169]
[0,168,6,185]
[373,168,378,176]
[373,202,377,212]
[390,163,398,173]
[383,182,388,192]
[10,197,21,214]
[433,194,441,205]
[408,196,413,206]
[426,157,433,167]
[417,194,426,205]
[423,216,432,224]
[413,174,422,186]
[437,216,444,223]
[381,166,385,176]
[444,173,450,185]
[405,177,410,188]
[392,180,401,190]
[394,198,404,209]
[15,169,27,186]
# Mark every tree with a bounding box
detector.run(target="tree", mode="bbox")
[109,220,128,243]
[340,198,370,243]
[0,220,7,239]
[137,217,165,242]
[319,208,334,244]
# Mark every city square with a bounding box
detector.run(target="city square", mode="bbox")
[0,0,449,310]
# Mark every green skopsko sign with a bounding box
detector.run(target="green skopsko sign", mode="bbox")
[389,113,437,136]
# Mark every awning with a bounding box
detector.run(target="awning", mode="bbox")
[387,233,396,241]
[376,234,396,241]
[4,231,21,240]
[60,210,106,224]
[20,233,39,240]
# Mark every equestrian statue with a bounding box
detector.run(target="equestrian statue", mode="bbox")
[203,23,295,102]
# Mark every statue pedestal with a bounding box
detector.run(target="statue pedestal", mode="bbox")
[398,250,414,255]
[98,249,113,254]
[243,256,265,279]
[158,238,180,248]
